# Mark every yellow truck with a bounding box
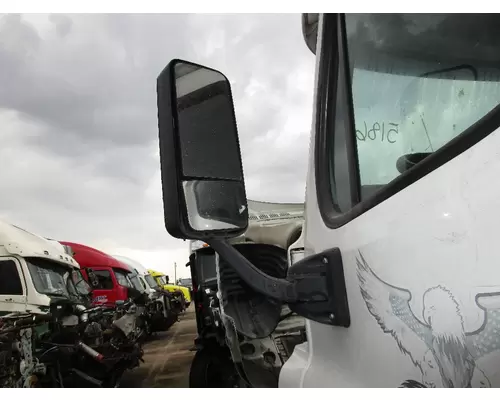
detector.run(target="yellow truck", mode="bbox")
[148,269,191,307]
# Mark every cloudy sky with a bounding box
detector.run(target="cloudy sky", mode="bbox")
[0,13,315,278]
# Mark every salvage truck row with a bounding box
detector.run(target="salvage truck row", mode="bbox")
[0,220,192,388]
[0,198,307,389]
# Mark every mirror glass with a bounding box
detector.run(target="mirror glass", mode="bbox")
[175,62,242,181]
[173,61,248,233]
[183,180,247,231]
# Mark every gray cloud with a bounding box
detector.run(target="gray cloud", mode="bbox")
[48,14,72,38]
[0,13,315,269]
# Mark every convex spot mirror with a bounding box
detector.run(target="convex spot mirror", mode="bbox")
[157,59,248,241]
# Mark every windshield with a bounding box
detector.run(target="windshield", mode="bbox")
[138,276,148,290]
[344,14,500,194]
[128,273,144,292]
[158,276,167,285]
[114,269,132,288]
[145,274,159,289]
[71,269,91,296]
[27,257,78,298]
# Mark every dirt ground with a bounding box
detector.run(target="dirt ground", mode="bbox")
[122,305,197,388]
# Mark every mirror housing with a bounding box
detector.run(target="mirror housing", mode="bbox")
[86,268,99,289]
[156,59,351,329]
[157,59,248,241]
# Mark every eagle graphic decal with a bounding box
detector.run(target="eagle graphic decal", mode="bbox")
[356,251,500,388]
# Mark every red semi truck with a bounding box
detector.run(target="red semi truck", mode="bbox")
[60,241,143,307]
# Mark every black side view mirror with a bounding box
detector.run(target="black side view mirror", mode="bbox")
[156,59,350,328]
[165,275,170,284]
[157,59,248,241]
[86,268,99,289]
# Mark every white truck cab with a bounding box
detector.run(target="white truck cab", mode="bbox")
[0,220,84,315]
[112,255,157,298]
[113,254,177,330]
[156,14,500,388]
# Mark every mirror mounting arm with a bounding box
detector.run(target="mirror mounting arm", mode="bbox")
[205,239,298,302]
[206,239,351,327]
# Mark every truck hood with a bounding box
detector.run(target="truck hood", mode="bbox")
[247,200,304,218]
[190,200,305,251]
[232,200,305,249]
[164,284,191,302]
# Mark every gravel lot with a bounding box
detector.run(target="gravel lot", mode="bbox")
[122,306,197,388]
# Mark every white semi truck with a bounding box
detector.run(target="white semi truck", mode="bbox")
[112,255,157,298]
[112,254,178,333]
[0,221,88,315]
[156,14,500,388]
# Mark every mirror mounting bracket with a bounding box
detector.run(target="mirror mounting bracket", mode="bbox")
[287,247,350,327]
[205,239,350,327]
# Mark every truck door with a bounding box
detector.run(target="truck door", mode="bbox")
[286,14,500,388]
[0,258,27,314]
[90,267,117,306]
